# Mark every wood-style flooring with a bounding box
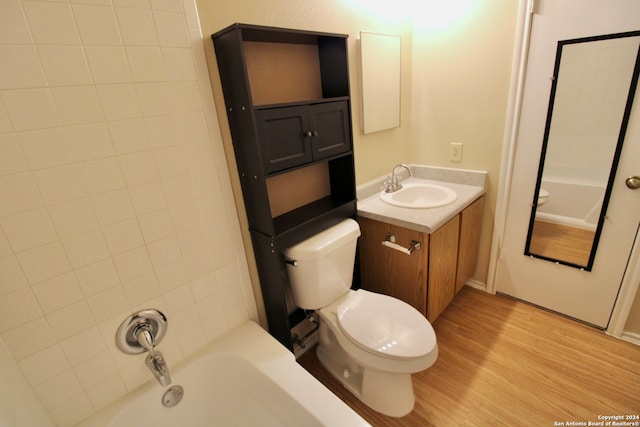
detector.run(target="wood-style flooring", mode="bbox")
[297,287,640,426]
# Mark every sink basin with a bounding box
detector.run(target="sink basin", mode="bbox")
[380,181,457,209]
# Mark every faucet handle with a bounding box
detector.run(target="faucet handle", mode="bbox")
[116,309,167,355]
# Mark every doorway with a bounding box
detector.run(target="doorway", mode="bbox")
[492,0,640,328]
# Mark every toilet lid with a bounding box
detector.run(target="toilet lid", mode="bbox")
[336,290,436,359]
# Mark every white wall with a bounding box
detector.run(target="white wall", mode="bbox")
[0,0,257,425]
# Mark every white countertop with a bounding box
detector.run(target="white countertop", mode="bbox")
[357,165,487,234]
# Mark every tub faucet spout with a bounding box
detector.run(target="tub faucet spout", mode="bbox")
[137,327,172,387]
[145,350,172,387]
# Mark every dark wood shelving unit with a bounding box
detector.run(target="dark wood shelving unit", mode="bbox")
[212,23,357,351]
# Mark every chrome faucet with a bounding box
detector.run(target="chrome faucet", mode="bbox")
[384,164,412,193]
[116,309,172,388]
[137,327,172,387]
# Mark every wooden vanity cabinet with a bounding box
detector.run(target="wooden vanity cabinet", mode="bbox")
[359,196,484,322]
[212,24,356,351]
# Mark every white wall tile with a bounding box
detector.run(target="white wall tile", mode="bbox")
[52,86,104,126]
[118,151,160,185]
[19,345,69,386]
[122,271,160,306]
[46,301,95,341]
[0,0,33,44]
[115,7,159,46]
[1,209,58,253]
[102,219,144,255]
[37,46,93,87]
[74,258,120,297]
[126,47,166,82]
[33,164,87,205]
[128,181,167,215]
[1,0,256,423]
[153,11,190,47]
[79,157,126,195]
[60,327,105,366]
[72,4,122,45]
[113,246,152,282]
[22,1,80,45]
[138,209,173,243]
[85,46,133,84]
[0,173,44,218]
[32,272,84,314]
[48,392,94,427]
[155,260,188,292]
[136,82,172,116]
[35,369,83,410]
[73,351,117,389]
[18,128,73,170]
[86,285,128,322]
[91,189,136,226]
[2,317,56,361]
[67,123,116,162]
[0,133,29,177]
[16,242,71,285]
[85,374,127,411]
[1,89,61,132]
[162,47,197,81]
[145,115,183,148]
[96,84,141,121]
[0,46,47,90]
[146,235,181,269]
[62,229,110,269]
[48,198,100,239]
[108,118,150,154]
[0,255,28,296]
[0,288,42,333]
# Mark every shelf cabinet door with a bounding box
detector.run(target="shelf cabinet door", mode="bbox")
[309,101,350,161]
[256,105,312,173]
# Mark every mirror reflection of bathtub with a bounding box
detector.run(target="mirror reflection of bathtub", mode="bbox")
[530,167,604,267]
[76,322,370,427]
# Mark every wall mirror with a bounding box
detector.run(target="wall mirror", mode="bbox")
[359,31,401,134]
[525,31,640,270]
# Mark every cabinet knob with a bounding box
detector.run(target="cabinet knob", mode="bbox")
[305,131,312,137]
[313,130,318,137]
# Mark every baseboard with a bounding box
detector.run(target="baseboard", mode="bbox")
[619,331,640,347]
[465,279,488,292]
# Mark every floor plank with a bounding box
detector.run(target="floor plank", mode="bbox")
[297,287,640,426]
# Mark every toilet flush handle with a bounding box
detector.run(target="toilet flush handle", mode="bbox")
[285,259,299,267]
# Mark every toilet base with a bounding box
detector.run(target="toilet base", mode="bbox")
[316,326,415,417]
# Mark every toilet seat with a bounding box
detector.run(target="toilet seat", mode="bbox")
[336,289,436,359]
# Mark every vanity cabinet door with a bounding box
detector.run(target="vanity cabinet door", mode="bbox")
[456,196,484,294]
[358,217,428,316]
[256,105,312,173]
[427,215,459,322]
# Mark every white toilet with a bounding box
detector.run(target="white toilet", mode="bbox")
[538,188,549,206]
[284,218,438,417]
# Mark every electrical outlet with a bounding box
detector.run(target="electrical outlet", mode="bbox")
[450,142,463,162]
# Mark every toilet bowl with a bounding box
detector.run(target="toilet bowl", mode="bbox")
[284,219,438,417]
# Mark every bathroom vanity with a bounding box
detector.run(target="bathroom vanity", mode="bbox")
[357,167,486,321]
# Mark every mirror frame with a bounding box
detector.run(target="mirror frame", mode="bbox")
[524,30,640,271]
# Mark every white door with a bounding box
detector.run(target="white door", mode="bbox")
[496,0,640,328]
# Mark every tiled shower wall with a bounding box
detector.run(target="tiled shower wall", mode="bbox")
[0,0,258,425]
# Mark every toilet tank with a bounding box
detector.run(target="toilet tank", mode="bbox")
[284,219,361,310]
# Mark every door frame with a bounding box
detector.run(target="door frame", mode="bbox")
[487,0,640,341]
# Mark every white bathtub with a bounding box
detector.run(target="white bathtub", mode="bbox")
[536,175,605,231]
[76,321,370,427]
